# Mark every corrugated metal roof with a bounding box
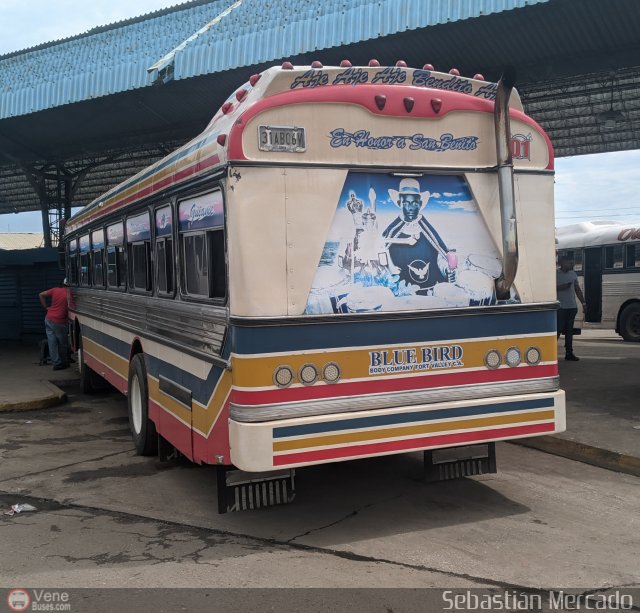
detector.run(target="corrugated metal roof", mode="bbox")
[173,0,549,78]
[0,0,547,119]
[1,0,640,221]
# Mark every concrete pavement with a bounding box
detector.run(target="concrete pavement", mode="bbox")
[0,341,77,411]
[514,329,640,476]
[1,331,638,475]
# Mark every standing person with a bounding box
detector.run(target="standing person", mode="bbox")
[383,178,458,293]
[39,279,70,371]
[556,256,586,361]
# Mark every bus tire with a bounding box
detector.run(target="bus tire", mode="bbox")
[127,354,158,456]
[619,303,640,342]
[77,334,98,394]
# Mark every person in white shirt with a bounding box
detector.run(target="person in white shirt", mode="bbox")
[556,256,586,361]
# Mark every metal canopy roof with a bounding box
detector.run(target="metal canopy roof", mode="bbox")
[1,0,639,218]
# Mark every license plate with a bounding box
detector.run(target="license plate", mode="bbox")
[258,125,306,153]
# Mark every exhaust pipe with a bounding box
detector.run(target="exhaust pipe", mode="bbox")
[494,68,518,300]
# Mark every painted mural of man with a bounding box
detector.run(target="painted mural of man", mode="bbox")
[346,190,365,252]
[383,178,458,292]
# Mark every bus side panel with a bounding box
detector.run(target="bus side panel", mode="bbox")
[191,369,233,465]
[142,345,232,465]
[74,315,131,393]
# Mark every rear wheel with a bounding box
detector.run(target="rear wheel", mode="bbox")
[619,303,640,342]
[127,354,158,456]
[77,333,98,394]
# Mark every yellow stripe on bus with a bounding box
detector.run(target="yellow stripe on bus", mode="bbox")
[147,369,232,438]
[148,377,192,424]
[192,370,233,436]
[272,410,556,452]
[82,337,129,379]
[233,335,557,388]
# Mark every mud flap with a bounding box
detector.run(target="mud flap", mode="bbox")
[424,443,497,482]
[216,467,296,513]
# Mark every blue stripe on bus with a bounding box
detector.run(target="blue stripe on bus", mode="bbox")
[81,324,227,406]
[273,397,556,438]
[231,309,556,355]
[82,325,130,358]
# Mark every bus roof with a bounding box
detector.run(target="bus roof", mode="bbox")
[556,220,640,248]
[66,62,539,236]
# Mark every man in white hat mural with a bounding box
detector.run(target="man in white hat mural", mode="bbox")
[383,177,458,293]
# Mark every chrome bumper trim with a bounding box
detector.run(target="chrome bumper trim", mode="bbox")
[230,376,560,423]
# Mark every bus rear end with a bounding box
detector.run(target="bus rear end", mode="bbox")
[221,64,564,478]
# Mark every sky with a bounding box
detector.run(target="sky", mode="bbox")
[1,0,639,233]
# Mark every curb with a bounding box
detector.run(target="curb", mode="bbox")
[0,380,67,413]
[511,435,640,478]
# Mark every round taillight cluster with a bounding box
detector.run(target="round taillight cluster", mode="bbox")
[484,349,502,370]
[484,347,542,369]
[299,364,318,385]
[273,366,294,388]
[273,362,341,388]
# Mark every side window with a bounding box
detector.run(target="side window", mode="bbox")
[155,205,174,296]
[182,232,209,296]
[178,191,226,300]
[129,243,152,291]
[67,239,79,285]
[572,249,583,273]
[106,222,126,289]
[556,249,575,267]
[625,244,640,269]
[126,212,152,293]
[91,229,105,288]
[79,235,91,286]
[604,245,624,269]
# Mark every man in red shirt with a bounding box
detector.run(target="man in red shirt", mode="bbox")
[39,279,70,370]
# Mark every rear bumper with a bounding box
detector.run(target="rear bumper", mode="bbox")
[229,390,565,471]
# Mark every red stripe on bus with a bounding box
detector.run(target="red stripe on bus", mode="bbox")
[68,153,220,231]
[149,398,194,461]
[273,422,555,466]
[84,352,127,394]
[231,365,558,406]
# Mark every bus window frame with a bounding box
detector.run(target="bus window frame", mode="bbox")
[79,234,91,287]
[91,227,106,289]
[625,243,640,269]
[604,244,625,271]
[126,210,153,295]
[557,248,584,273]
[154,203,176,299]
[177,188,227,305]
[127,240,153,294]
[67,238,79,286]
[106,220,127,292]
